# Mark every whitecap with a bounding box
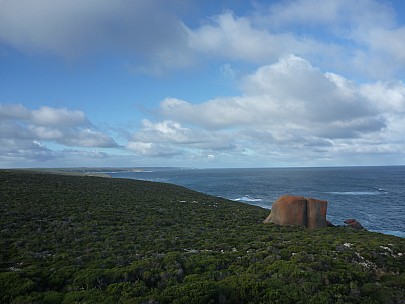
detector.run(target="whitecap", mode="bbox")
[327,191,380,196]
[232,195,263,202]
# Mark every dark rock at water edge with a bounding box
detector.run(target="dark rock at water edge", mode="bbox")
[344,218,366,230]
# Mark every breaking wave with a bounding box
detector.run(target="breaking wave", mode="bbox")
[327,191,381,196]
[232,195,263,202]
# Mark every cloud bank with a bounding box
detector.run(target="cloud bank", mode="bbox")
[127,56,405,165]
[0,104,117,166]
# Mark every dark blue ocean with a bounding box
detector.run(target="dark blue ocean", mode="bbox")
[107,166,405,238]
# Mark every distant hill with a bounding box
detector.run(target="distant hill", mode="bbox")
[1,170,404,303]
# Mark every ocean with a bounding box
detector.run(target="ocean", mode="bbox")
[107,166,405,238]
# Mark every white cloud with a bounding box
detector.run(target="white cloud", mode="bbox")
[0,103,118,165]
[187,11,327,63]
[30,106,88,127]
[365,27,405,63]
[28,126,64,140]
[184,0,405,78]
[126,141,179,157]
[61,129,117,148]
[126,141,153,155]
[126,119,238,158]
[135,56,405,164]
[1,0,404,78]
[1,1,404,167]
[160,56,382,134]
[159,97,255,129]
[0,103,118,167]
[135,119,198,144]
[360,80,405,113]
[256,0,405,78]
[63,149,109,159]
[8,122,116,148]
[0,137,58,168]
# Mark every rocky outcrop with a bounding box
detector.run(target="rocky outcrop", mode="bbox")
[306,198,328,229]
[263,195,307,226]
[344,219,365,230]
[263,195,328,229]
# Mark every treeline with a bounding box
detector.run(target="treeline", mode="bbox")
[0,170,404,303]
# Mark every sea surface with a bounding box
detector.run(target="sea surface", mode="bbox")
[107,166,405,238]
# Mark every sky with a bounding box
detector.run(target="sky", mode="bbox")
[1,0,405,168]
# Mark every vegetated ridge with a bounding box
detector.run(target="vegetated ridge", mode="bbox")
[0,170,404,303]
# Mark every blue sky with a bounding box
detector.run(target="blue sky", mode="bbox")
[1,0,405,168]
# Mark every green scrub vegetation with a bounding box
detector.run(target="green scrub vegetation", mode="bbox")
[0,170,404,303]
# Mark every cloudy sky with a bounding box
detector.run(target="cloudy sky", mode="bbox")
[1,0,405,168]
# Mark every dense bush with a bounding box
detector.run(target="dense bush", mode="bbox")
[0,170,404,303]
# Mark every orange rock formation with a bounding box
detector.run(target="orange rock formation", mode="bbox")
[263,195,327,229]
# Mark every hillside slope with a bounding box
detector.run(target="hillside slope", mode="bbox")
[0,170,404,303]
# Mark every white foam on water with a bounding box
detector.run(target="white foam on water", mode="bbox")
[232,195,263,202]
[327,191,380,196]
